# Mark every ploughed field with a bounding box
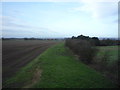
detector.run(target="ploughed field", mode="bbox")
[2,40,59,82]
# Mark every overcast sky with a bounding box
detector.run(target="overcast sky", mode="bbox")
[1,0,119,38]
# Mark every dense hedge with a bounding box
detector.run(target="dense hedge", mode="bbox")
[65,39,98,64]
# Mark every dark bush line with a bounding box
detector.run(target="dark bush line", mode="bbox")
[65,39,98,64]
[65,35,99,64]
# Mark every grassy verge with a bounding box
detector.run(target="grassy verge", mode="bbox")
[3,43,117,88]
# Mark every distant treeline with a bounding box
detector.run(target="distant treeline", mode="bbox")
[65,35,119,64]
[23,38,60,40]
[2,37,64,40]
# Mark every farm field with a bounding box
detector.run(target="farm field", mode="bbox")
[3,43,117,88]
[2,40,60,84]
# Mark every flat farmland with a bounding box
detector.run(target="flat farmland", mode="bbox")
[2,40,60,82]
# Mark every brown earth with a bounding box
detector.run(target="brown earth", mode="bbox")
[2,40,60,83]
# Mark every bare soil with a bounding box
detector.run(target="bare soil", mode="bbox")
[2,40,59,82]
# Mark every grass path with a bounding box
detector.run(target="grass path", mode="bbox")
[4,43,117,88]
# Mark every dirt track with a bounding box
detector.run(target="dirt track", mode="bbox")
[2,40,59,82]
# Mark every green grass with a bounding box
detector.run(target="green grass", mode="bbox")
[3,43,117,88]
